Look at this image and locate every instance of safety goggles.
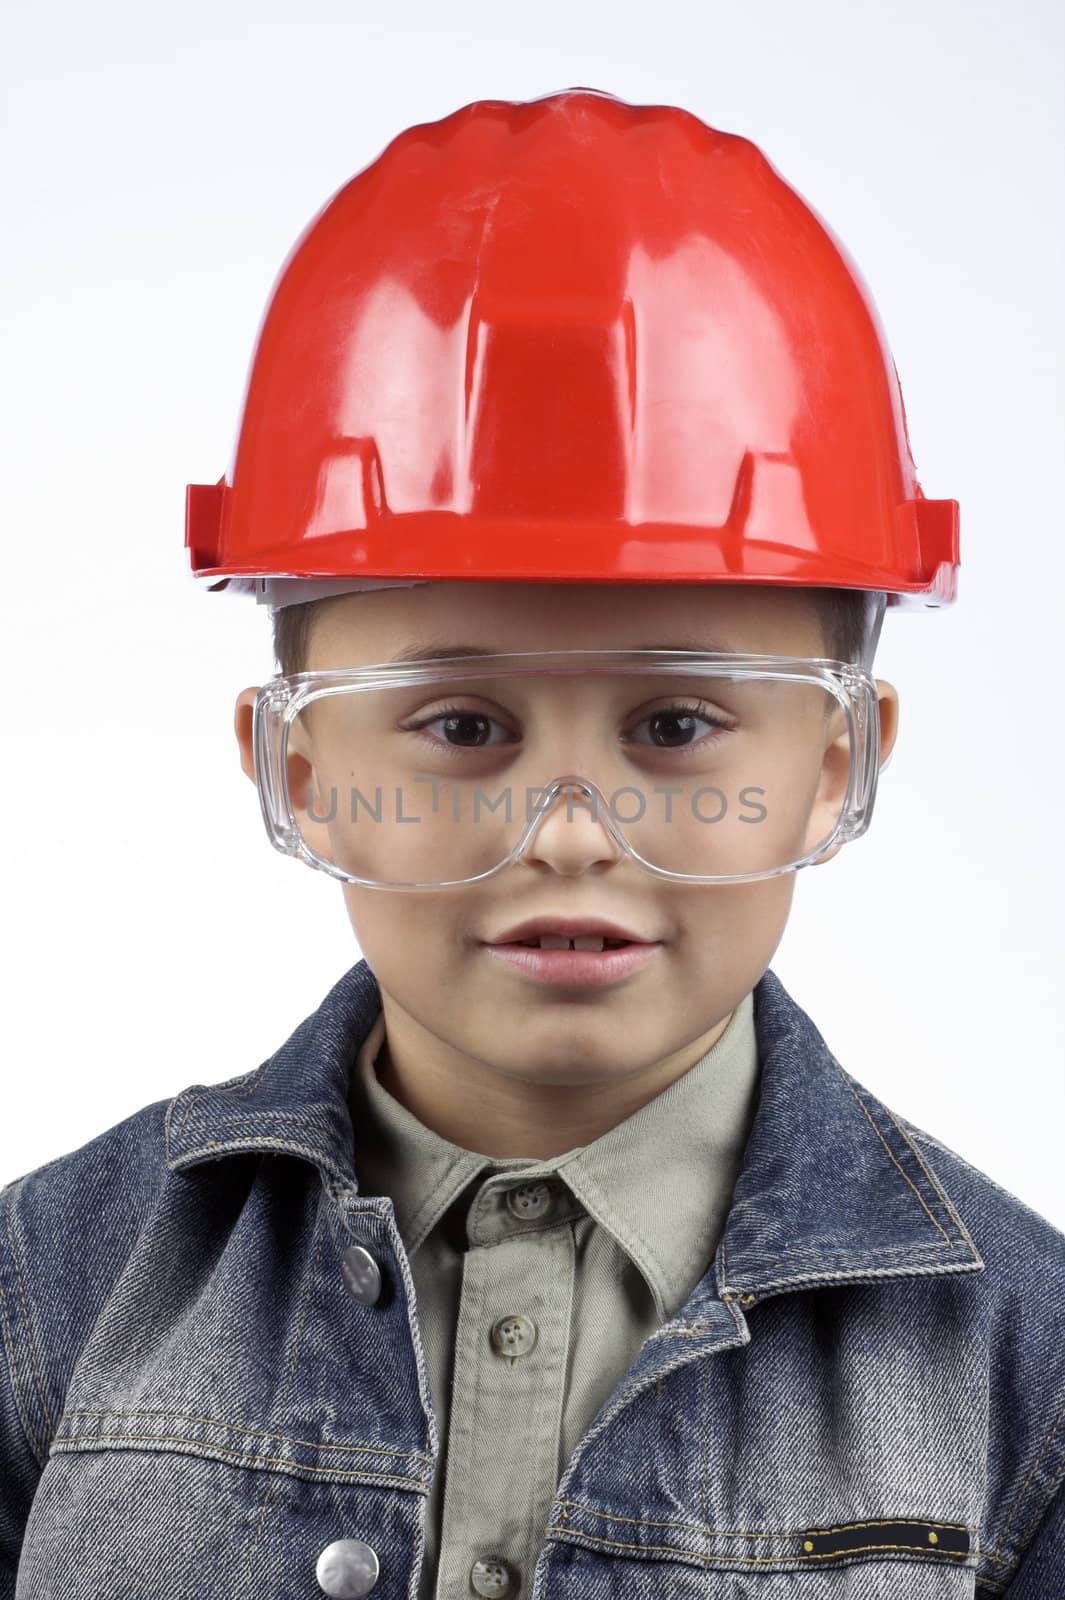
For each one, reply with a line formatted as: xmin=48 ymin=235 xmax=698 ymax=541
xmin=252 ymin=650 xmax=881 ymax=888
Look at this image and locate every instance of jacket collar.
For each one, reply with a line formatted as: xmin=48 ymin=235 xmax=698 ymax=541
xmin=164 ymin=960 xmax=984 ymax=1300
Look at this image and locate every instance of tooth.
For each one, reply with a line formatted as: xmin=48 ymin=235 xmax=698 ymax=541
xmin=539 ymin=935 xmax=574 ymax=950
xmin=572 ymin=936 xmax=607 ymax=952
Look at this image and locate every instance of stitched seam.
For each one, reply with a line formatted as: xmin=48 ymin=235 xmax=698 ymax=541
xmin=552 ymin=1502 xmax=973 ymax=1539
xmin=881 ymin=1106 xmax=984 ymax=1256
xmin=881 ymin=1110 xmax=958 ymax=1212
xmin=543 ymin=1527 xmax=970 ymax=1564
xmin=999 ymin=1404 xmax=1065 ymax=1542
xmin=666 ymin=1251 xmax=982 ymax=1327
xmin=50 ymin=1435 xmax=428 ymax=1484
xmin=1017 ymin=1450 xmax=1065 ymax=1549
xmin=699 ymin=1272 xmax=712 ymax=1564
xmin=175 ymin=1066 xmax=269 ymax=1135
xmin=728 ymin=1243 xmax=949 ymax=1262
xmin=57 ymin=1409 xmax=432 ymax=1464
xmin=170 ymin=1137 xmax=349 ymax=1182
xmin=833 ymin=1069 xmax=953 ymax=1245
xmin=179 ymin=1111 xmax=325 ymax=1134
xmin=908 ymin=1129 xmax=1056 ymax=1223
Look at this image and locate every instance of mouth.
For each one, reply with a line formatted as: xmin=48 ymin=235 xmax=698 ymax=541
xmin=502 ymin=934 xmax=634 ymax=952
xmin=481 ymin=935 xmax=662 ymax=987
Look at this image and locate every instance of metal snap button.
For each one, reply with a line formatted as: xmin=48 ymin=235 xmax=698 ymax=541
xmin=505 ymin=1180 xmax=553 ymax=1221
xmin=341 ymin=1244 xmax=382 ymax=1306
xmin=490 ymin=1314 xmax=538 ymax=1358
xmin=315 ymin=1538 xmax=380 ymax=1597
xmin=470 ymin=1554 xmax=514 ymax=1597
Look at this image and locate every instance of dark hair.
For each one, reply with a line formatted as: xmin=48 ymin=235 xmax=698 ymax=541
xmin=271 ymin=586 xmax=876 ymax=678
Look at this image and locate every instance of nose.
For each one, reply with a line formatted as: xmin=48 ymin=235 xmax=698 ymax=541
xmin=519 ymin=778 xmax=626 ymax=877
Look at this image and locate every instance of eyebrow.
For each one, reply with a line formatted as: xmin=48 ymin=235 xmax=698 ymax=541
xmin=382 ymin=637 xmax=739 ymax=664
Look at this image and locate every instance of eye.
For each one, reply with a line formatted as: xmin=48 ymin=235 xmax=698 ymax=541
xmin=402 ymin=698 xmax=735 ymax=753
xmin=626 ymin=702 xmax=735 ymax=750
xmin=405 ymin=704 xmax=516 ymax=750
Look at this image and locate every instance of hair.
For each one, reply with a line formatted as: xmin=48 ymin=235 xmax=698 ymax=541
xmin=271 ymin=586 xmax=879 ymax=678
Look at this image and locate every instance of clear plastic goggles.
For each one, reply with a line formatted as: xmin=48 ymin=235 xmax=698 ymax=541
xmin=252 ymin=650 xmax=881 ymax=889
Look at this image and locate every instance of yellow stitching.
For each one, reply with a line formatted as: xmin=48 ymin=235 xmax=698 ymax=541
xmin=999 ymin=1403 xmax=1065 ymax=1540
xmin=806 ymin=1518 xmax=969 ymax=1537
xmin=175 ymin=1069 xmax=266 ymax=1134
xmin=876 ymin=1120 xmax=953 ymax=1216
xmin=885 ymin=1114 xmax=987 ymax=1269
xmin=50 ymin=1434 xmax=428 ymax=1484
xmin=59 ymin=1409 xmax=432 ymax=1463
xmin=551 ymin=1501 xmax=971 ymax=1538
xmin=1017 ymin=1450 xmax=1065 ymax=1549
xmin=543 ymin=1525 xmax=968 ymax=1564
xmin=835 ymin=1072 xmax=952 ymax=1245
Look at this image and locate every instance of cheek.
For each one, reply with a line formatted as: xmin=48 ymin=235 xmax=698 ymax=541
xmin=674 ymin=877 xmax=795 ymax=973
xmin=340 ymin=886 xmax=459 ymax=973
xmin=342 ymin=877 xmax=796 ymax=1005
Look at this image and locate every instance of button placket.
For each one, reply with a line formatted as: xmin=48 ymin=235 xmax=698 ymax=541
xmin=434 ymin=1170 xmax=576 ymax=1598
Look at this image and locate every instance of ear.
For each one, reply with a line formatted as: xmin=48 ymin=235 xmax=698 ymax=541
xmin=875 ymin=678 xmax=900 ymax=773
xmin=234 ymin=684 xmax=321 ymax=825
xmin=809 ymin=678 xmax=900 ymax=868
xmin=234 ymin=687 xmax=260 ymax=784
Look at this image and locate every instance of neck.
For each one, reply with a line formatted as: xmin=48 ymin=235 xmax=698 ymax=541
xmin=371 ymin=994 xmax=735 ymax=1160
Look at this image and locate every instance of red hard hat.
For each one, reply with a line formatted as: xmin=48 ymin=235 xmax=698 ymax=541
xmin=186 ymin=87 xmax=958 ymax=609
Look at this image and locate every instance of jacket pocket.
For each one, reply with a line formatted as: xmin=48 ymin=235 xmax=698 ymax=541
xmin=539 ymin=1505 xmax=980 ymax=1597
xmin=18 ymin=1428 xmax=426 ymax=1600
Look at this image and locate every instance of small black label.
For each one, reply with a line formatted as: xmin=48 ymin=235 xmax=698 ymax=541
xmin=802 ymin=1519 xmax=970 ymax=1558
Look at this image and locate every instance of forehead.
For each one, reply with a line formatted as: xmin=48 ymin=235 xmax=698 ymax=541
xmin=305 ymin=582 xmax=826 ymax=669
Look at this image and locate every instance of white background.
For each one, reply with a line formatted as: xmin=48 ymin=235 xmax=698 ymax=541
xmin=2 ymin=0 xmax=1063 ymax=1229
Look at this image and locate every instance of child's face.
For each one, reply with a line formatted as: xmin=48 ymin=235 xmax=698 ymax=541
xmin=236 ymin=583 xmax=898 ymax=1102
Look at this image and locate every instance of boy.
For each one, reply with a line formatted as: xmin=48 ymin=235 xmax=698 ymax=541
xmin=2 ymin=87 xmax=1062 ymax=1599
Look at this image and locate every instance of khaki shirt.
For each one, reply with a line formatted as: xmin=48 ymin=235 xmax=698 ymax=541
xmin=348 ymin=987 xmax=761 ymax=1599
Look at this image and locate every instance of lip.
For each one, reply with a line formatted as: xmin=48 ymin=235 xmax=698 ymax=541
xmin=486 ymin=915 xmax=656 ymax=944
xmin=482 ymin=940 xmax=661 ymax=988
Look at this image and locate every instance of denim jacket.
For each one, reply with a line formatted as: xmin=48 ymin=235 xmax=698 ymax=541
xmin=1 ymin=960 xmax=1062 ymax=1599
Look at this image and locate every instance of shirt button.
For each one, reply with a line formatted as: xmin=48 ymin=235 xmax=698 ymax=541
xmin=315 ymin=1538 xmax=380 ymax=1597
xmin=469 ymin=1555 xmax=515 ymax=1597
xmin=341 ymin=1244 xmax=382 ymax=1306
xmin=490 ymin=1314 xmax=538 ymax=1358
xmin=505 ymin=1180 xmax=554 ymax=1221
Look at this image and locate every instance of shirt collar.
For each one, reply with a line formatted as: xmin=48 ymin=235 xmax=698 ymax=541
xmin=165 ymin=960 xmax=984 ymax=1302
xmin=347 ymin=989 xmax=761 ymax=1321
